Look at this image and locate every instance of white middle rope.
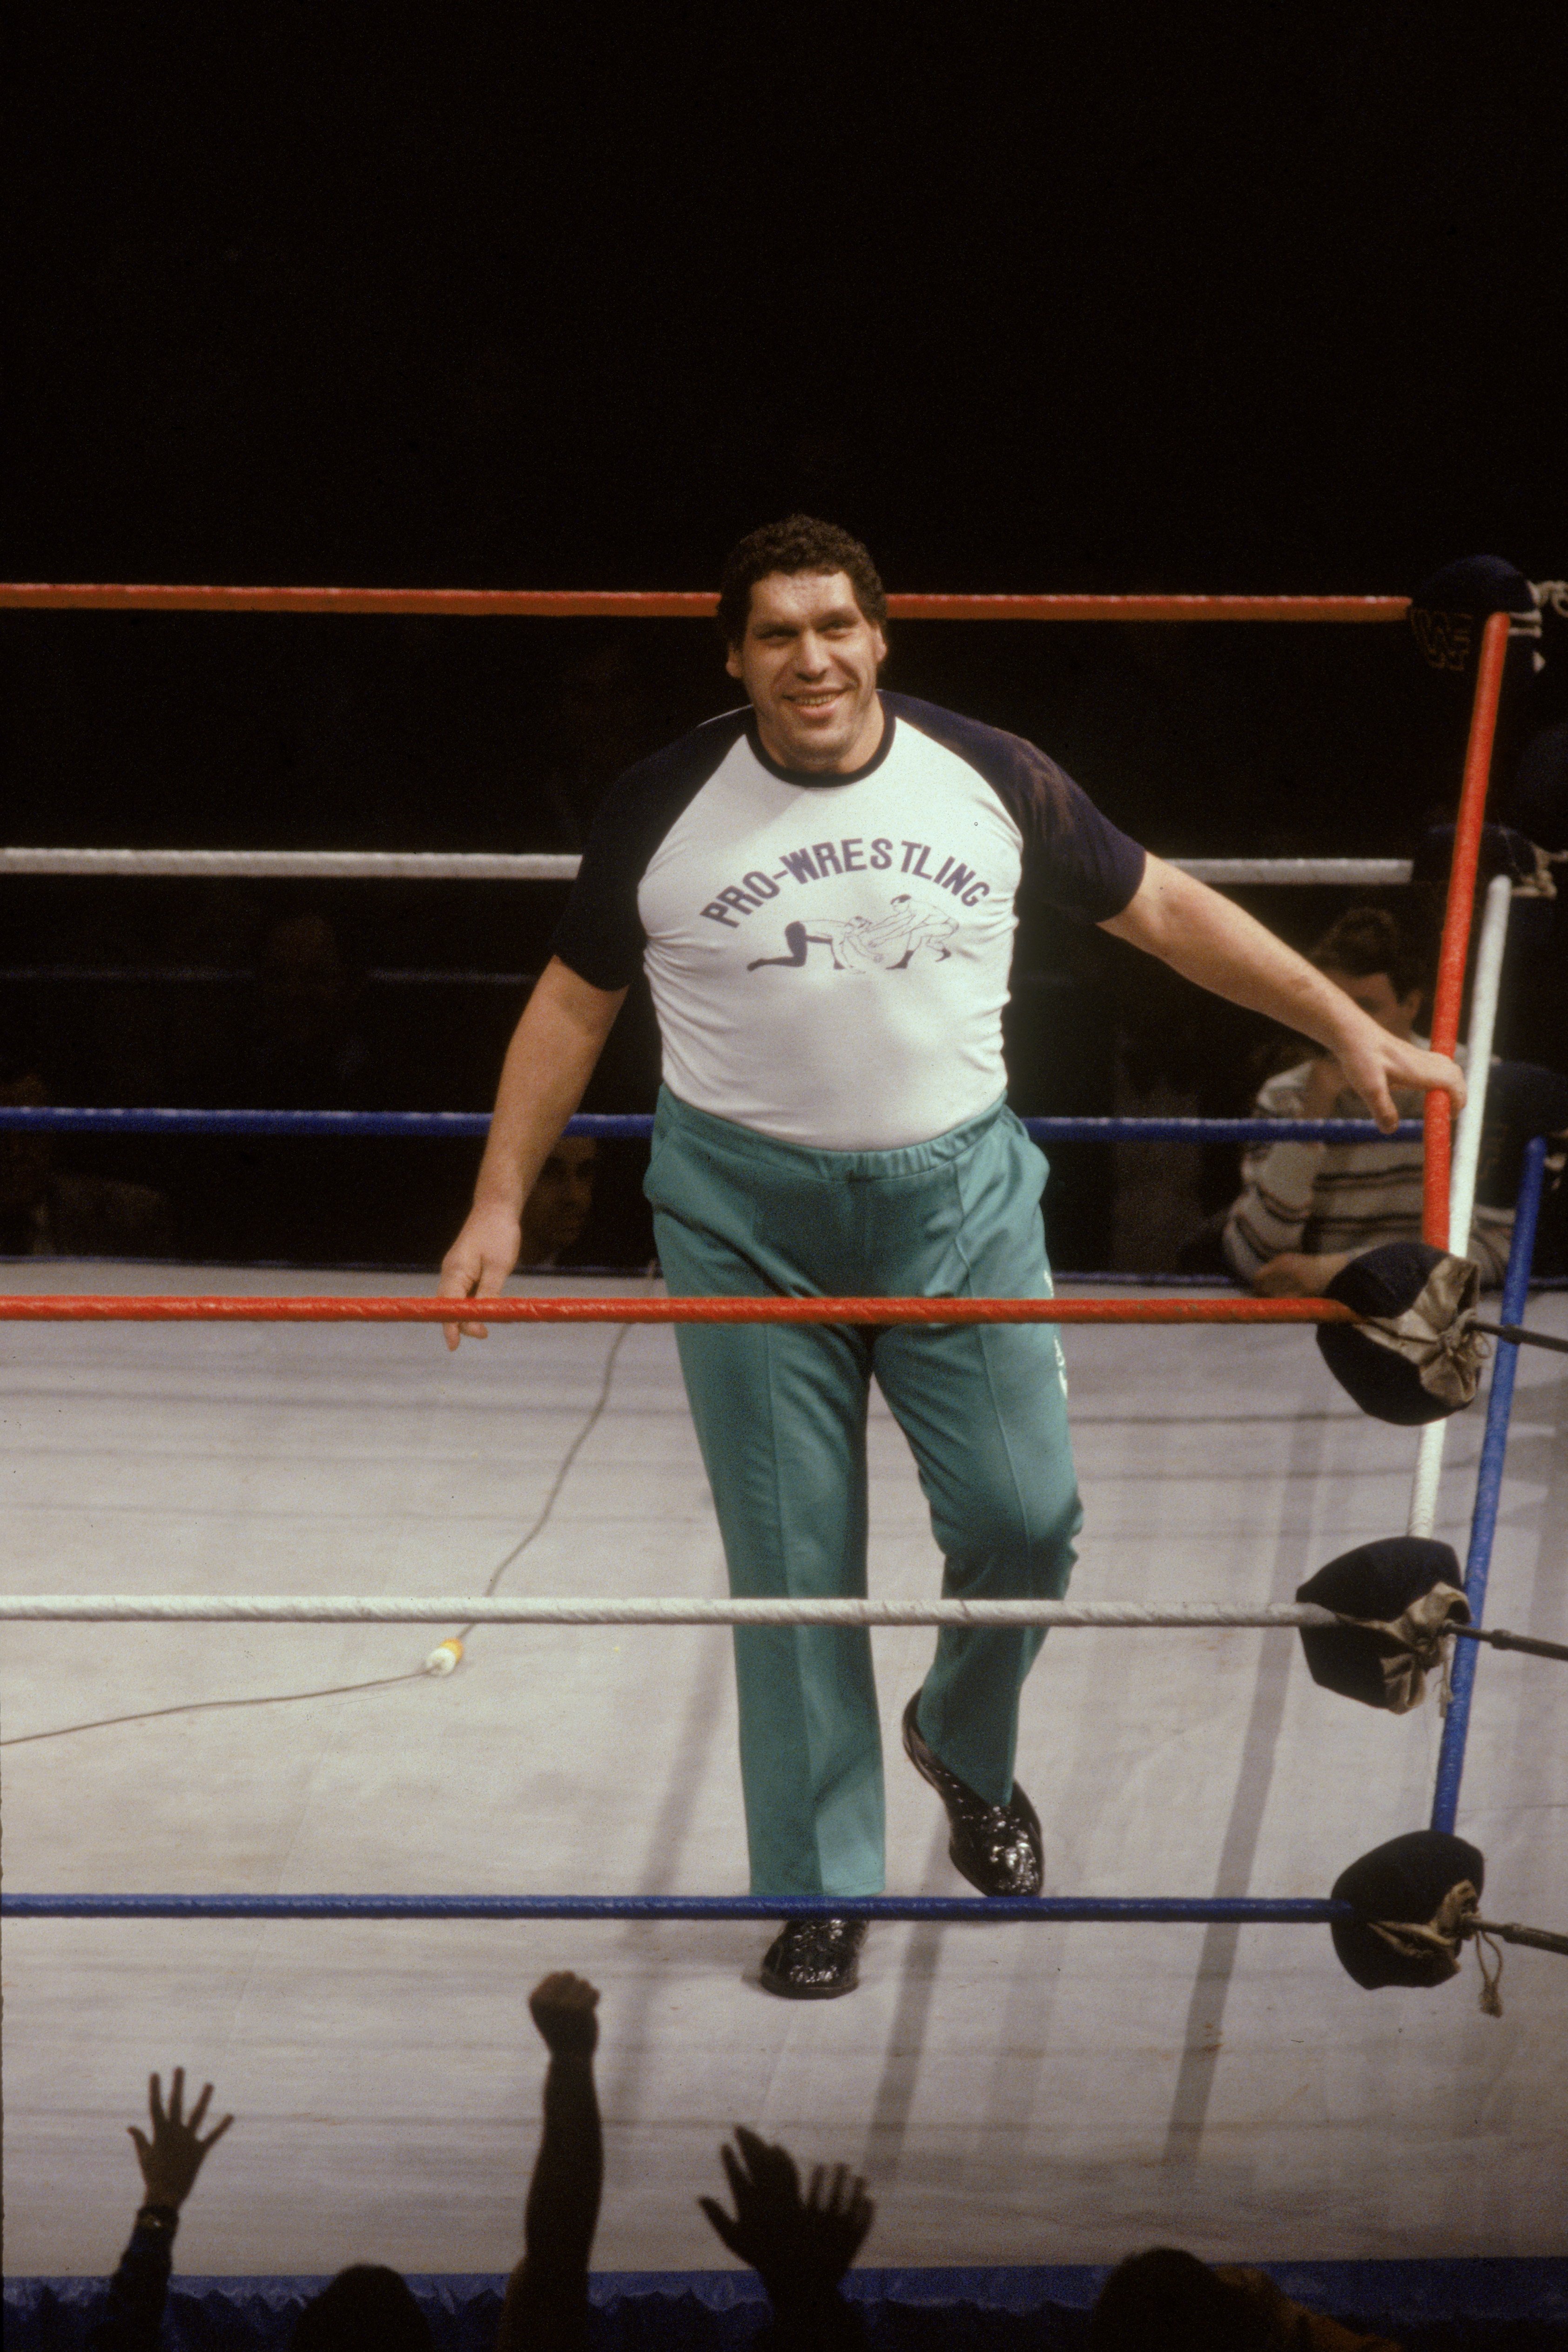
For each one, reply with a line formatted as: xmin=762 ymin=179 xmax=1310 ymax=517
xmin=1407 ymin=870 xmax=1513 ymax=1542
xmin=0 ymin=1594 xmax=1342 ymax=1627
xmin=0 ymin=847 xmax=1413 ymax=887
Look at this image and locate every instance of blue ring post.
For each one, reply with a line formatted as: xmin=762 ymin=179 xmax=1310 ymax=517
xmin=1429 ymin=1136 xmax=1550 ymax=1837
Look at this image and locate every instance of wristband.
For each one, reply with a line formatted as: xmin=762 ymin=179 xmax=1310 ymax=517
xmin=135 ymin=2203 xmax=179 ymax=2230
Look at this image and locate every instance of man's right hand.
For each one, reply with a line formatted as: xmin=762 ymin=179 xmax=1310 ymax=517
xmin=528 ymin=1971 xmax=600 ymax=2058
xmin=438 ymin=1202 xmax=523 ymax=1349
xmin=698 ymin=2127 xmax=874 ymax=2310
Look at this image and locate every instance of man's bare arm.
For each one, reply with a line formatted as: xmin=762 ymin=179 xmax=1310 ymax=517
xmin=498 ymin=1973 xmax=602 ymax=2352
xmin=1100 ymin=856 xmax=1465 ymax=1133
xmin=438 ymin=957 xmax=626 ymax=1346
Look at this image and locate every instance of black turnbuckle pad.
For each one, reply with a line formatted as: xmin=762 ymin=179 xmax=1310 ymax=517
xmin=1330 ymin=1829 xmax=1568 ymax=2016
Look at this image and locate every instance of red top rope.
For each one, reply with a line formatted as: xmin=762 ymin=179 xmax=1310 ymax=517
xmin=0 ymin=579 xmax=1507 ymax=1281
xmin=0 ymin=585 xmax=1410 ymax=623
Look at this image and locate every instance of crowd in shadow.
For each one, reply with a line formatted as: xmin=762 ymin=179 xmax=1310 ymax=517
xmin=85 ymin=1975 xmax=1404 ymax=2352
xmin=5 ymin=896 xmax=1565 ymax=1282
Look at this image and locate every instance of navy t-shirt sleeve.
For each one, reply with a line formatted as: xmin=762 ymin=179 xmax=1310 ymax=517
xmin=549 ymin=711 xmax=749 ymax=990
xmin=547 ymin=784 xmax=650 ymax=991
xmin=885 ymin=694 xmax=1145 ymax=920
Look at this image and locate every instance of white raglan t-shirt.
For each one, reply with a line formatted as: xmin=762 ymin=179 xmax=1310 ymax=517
xmin=551 ymin=692 xmax=1145 ymax=1151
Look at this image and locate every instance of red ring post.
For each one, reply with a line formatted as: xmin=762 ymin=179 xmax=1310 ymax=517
xmin=1423 ymin=608 xmax=1513 ymax=1247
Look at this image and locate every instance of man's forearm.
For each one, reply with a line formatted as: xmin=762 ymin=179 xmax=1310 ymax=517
xmin=86 ymin=2211 xmax=176 ymax=2352
xmin=1101 ymin=858 xmax=1368 ymax=1053
xmin=471 ymin=959 xmax=626 ymax=1213
xmin=497 ymin=2049 xmax=603 ymax=2348
xmin=522 ymin=2051 xmax=603 ymax=2275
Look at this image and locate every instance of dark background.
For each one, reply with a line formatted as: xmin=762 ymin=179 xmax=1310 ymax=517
xmin=4 ymin=11 xmax=1566 ymax=1267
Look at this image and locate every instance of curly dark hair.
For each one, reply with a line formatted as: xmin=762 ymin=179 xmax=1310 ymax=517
xmin=1307 ymin=906 xmax=1426 ymax=1002
xmin=1088 ymin=2249 xmax=1271 ymax=2351
xmin=716 ymin=514 xmax=888 ymax=649
xmin=291 ymin=2266 xmax=433 ymax=2351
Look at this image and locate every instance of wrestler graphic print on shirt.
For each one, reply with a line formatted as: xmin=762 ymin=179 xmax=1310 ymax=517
xmin=550 ymin=693 xmax=1145 ymax=1150
xmin=746 ymin=899 xmax=957 ymax=972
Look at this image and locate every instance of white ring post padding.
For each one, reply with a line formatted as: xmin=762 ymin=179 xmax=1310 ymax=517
xmin=0 ymin=848 xmax=1412 ymax=887
xmin=1407 ymin=870 xmax=1513 ymax=1542
xmin=0 ymin=1594 xmax=1341 ymax=1627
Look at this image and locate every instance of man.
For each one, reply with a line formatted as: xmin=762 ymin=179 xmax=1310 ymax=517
xmin=518 ymin=1134 xmax=599 ymax=1265
xmin=440 ymin=516 xmax=1463 ymax=1999
xmin=1 ymin=1068 xmax=175 ymax=1258
xmin=1224 ymin=906 xmax=1511 ymax=1295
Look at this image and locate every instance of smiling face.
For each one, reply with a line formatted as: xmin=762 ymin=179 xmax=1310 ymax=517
xmin=725 ymin=569 xmax=888 ymax=773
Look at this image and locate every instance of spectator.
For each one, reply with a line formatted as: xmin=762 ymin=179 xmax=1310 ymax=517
xmin=699 ymin=2126 xmax=875 ymax=2350
xmin=1222 ymin=908 xmax=1511 ymax=1294
xmin=535 ymin=632 xmax=668 ymax=851
xmin=519 ymin=1135 xmax=599 ymax=1265
xmin=498 ymin=1971 xmax=604 ymax=2352
xmin=198 ymin=913 xmax=397 ymax=1265
xmin=1088 ymin=2245 xmax=1399 ymax=2349
xmin=87 ymin=2068 xmax=232 ymax=2351
xmin=0 ymin=1068 xmax=175 ymax=1257
xmin=290 ymin=2266 xmax=432 ymax=2350
xmin=242 ymin=914 xmax=373 ymax=1108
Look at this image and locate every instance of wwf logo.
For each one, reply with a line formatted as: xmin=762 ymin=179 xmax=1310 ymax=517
xmin=1411 ymin=607 xmax=1474 ymax=673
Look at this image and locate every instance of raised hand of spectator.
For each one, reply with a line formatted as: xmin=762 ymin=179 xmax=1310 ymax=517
xmin=127 ymin=2069 xmax=232 ymax=2211
xmin=1252 ymin=1248 xmax=1352 ymax=1297
xmin=499 ymin=1971 xmax=604 ymax=2349
xmin=699 ymin=2126 xmax=873 ymax=2313
xmin=528 ymin=1970 xmax=600 ymax=2058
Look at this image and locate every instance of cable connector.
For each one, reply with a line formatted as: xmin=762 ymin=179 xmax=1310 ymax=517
xmin=423 ymin=1638 xmax=464 ymax=1676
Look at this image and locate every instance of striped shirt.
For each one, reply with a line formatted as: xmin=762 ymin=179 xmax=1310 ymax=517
xmin=1222 ymin=1047 xmax=1511 ymax=1287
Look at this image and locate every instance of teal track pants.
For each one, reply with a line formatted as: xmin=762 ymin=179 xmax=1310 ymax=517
xmin=646 ymin=1088 xmax=1083 ymax=1899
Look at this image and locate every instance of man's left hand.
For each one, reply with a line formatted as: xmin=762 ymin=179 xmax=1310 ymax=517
xmin=698 ymin=2127 xmax=873 ymax=2308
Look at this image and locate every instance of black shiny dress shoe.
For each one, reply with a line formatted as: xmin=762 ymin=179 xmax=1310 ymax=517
xmin=901 ymin=1690 xmax=1044 ymax=1896
xmin=759 ymin=1915 xmax=868 ymax=1999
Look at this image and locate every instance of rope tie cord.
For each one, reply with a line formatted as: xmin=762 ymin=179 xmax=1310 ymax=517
xmin=1369 ymin=1882 xmax=1568 ymax=2019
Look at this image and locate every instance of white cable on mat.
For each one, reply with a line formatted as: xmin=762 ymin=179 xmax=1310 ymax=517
xmin=0 ymin=848 xmax=1411 ymax=887
xmin=1407 ymin=870 xmax=1513 ymax=1541
xmin=0 ymin=1594 xmax=1340 ymax=1628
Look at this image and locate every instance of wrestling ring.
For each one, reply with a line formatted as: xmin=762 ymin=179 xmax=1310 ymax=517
xmin=3 ymin=581 xmax=1566 ymax=2284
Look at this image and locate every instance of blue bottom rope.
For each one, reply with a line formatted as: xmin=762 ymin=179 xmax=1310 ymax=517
xmin=2 ymin=1893 xmax=1354 ymax=1922
xmin=1429 ymin=1135 xmax=1551 ymax=1838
